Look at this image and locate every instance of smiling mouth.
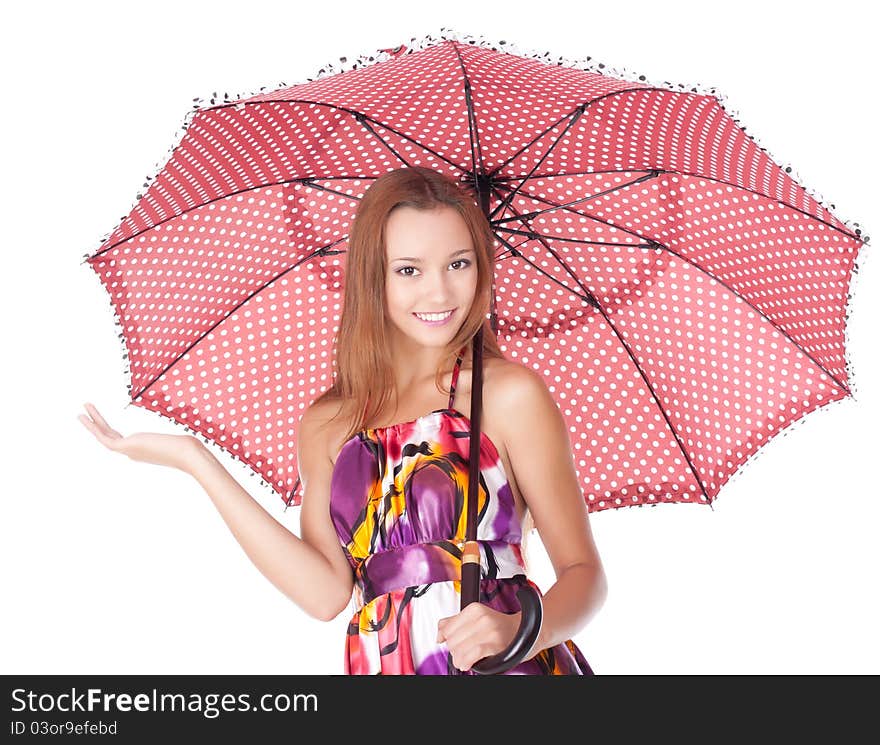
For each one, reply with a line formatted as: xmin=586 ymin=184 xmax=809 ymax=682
xmin=413 ymin=308 xmax=455 ymax=321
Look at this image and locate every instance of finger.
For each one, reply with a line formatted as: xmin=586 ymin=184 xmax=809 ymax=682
xmin=443 ymin=604 xmax=490 ymax=644
xmin=461 ymin=641 xmax=489 ymax=672
xmin=436 ymin=615 xmax=453 ymax=642
xmin=78 ymin=413 xmax=100 ymax=435
xmin=437 ymin=620 xmax=449 ymax=644
xmin=78 ymin=412 xmax=119 ymax=450
xmin=79 ymin=414 xmax=106 ymax=443
xmin=439 ymin=622 xmax=473 ymax=652
xmin=84 ymin=403 xmax=112 ymax=431
xmin=84 ymin=403 xmax=122 ymax=439
xmin=437 ymin=611 xmax=465 ymax=642
xmin=447 ymin=605 xmax=484 ymax=638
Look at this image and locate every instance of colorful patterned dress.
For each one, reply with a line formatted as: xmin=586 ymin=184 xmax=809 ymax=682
xmin=329 ymin=345 xmax=594 ymax=675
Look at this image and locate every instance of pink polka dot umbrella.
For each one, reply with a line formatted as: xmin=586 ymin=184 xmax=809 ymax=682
xmin=82 ymin=29 xmax=869 ymax=672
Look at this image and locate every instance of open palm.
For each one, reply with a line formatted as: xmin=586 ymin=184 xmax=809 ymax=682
xmin=78 ymin=402 xmax=197 ymax=472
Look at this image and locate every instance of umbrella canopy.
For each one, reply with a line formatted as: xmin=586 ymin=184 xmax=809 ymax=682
xmin=83 ymin=28 xmax=868 ymax=520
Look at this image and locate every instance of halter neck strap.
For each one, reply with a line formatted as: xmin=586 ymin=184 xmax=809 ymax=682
xmin=448 ymin=343 xmax=468 ymax=409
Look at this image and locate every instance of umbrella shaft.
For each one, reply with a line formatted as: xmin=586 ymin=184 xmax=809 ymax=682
xmin=461 ymin=544 xmax=481 ymax=606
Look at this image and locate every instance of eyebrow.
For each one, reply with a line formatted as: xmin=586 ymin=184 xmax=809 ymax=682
xmin=391 ymin=249 xmax=474 ymax=263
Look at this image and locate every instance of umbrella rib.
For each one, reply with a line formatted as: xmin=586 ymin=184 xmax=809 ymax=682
xmin=485 ymin=81 xmax=848 ymax=232
xmin=486 ymin=87 xmax=670 ymax=180
xmin=489 ymin=105 xmax=589 ymax=222
xmin=353 ymin=111 xmax=473 ymax=174
xmin=284 ymin=475 xmax=301 ymax=510
xmin=493 ymin=171 xmax=662 ymax=226
xmin=495 ymin=224 xmax=852 ymax=395
xmin=589 ymin=292 xmax=715 ymax=506
xmin=493 ymin=181 xmax=662 ymax=246
xmin=352 ymin=114 xmax=416 ymax=167
xmin=492 ymin=231 xmax=596 ymax=307
xmin=450 ymin=41 xmax=488 ymax=187
xmin=491 ymin=230 xmax=712 ymax=504
xmin=496 ymin=168 xmax=859 ymax=242
xmin=85 ymin=176 xmax=369 ymax=260
xmin=349 ymin=113 xmax=469 ymax=173
xmin=490 ymin=179 xmax=855 ymax=394
xmin=86 ymin=99 xmax=482 ymax=260
xmin=489 ymin=184 xmax=535 ymax=262
xmin=129 ymin=237 xmax=348 ymax=401
xmin=497 ymin=224 xmax=652 ymax=250
xmin=646 ymin=241 xmax=854 ymax=396
xmin=492 ymin=191 xmax=601 ymax=308
xmin=236 ymin=98 xmax=472 ymax=173
xmin=298 ymin=178 xmax=371 ymax=202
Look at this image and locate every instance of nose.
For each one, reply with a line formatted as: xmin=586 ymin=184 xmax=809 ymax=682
xmin=423 ymin=271 xmax=455 ymax=304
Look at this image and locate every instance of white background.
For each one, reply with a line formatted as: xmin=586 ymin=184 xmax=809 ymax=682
xmin=2 ymin=0 xmax=877 ymax=675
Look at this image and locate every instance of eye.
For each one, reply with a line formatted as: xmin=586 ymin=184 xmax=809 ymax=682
xmin=395 ymin=259 xmax=471 ymax=277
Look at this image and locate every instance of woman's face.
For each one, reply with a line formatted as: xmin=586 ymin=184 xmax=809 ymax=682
xmin=384 ymin=204 xmax=478 ymax=351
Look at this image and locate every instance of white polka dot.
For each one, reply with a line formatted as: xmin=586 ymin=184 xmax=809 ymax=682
xmin=86 ymin=33 xmax=866 ymax=514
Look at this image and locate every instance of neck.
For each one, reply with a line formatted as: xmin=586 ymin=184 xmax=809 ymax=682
xmin=389 ymin=341 xmax=469 ymax=392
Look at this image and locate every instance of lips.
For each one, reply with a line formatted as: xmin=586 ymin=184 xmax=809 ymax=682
xmin=413 ymin=309 xmax=454 ymax=317
xmin=413 ymin=308 xmax=456 ymax=325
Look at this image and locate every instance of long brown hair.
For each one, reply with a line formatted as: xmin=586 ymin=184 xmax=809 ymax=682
xmin=312 ymin=165 xmax=535 ymax=568
xmin=313 ymin=166 xmax=506 ymax=437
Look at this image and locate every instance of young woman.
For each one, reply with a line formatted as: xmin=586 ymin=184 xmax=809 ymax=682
xmin=78 ymin=166 xmax=607 ymax=675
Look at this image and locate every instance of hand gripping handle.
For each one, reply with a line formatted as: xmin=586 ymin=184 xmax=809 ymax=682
xmin=470 ymin=575 xmax=543 ymax=675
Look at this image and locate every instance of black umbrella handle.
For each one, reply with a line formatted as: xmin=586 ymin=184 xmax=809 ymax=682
xmin=469 ymin=575 xmax=543 ymax=675
xmin=460 ymin=320 xmax=544 ymax=674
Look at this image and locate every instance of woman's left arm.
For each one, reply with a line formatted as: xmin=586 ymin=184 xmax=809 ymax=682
xmin=499 ymin=364 xmax=608 ymax=660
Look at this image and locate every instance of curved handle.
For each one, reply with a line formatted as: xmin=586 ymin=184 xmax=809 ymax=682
xmin=469 ymin=576 xmax=543 ymax=675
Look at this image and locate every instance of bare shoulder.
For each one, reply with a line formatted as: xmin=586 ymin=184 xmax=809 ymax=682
xmin=488 ymin=359 xmax=561 ymax=442
xmin=301 ymin=396 xmax=342 ymax=424
xmin=299 ymin=396 xmax=332 ymax=434
xmin=490 ymin=358 xmax=551 ymax=403
xmin=299 ymin=397 xmax=345 ymax=466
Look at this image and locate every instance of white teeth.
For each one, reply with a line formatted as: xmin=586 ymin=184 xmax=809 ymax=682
xmin=415 ymin=310 xmax=453 ymax=321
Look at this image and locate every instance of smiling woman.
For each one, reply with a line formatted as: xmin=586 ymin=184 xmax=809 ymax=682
xmin=384 ymin=205 xmax=479 ymax=345
xmin=311 ymin=166 xmax=506 ymax=444
xmin=78 ymin=166 xmax=605 ymax=677
xmin=302 ymin=166 xmax=606 ymax=674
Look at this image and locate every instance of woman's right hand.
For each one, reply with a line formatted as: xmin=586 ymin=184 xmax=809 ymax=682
xmin=78 ymin=402 xmax=200 ymax=473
